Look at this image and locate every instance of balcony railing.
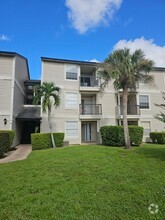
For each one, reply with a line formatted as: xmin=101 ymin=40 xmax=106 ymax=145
xmin=118 ymin=105 xmax=140 ymax=115
xmin=80 ymin=76 xmax=101 ymax=87
xmin=80 ymin=104 xmax=102 ymax=115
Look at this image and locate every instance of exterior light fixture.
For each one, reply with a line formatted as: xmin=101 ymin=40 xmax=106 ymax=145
xmin=4 ymin=118 xmax=7 ymax=125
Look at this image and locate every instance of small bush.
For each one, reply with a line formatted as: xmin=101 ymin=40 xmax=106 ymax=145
xmin=129 ymin=126 xmax=143 ymax=146
xmin=100 ymin=126 xmax=124 ymax=146
xmin=0 ymin=132 xmax=10 ymax=158
xmin=53 ymin=133 xmax=65 ymax=148
xmin=100 ymin=126 xmax=143 ymax=146
xmin=0 ymin=130 xmax=15 ymax=151
xmin=31 ymin=132 xmax=65 ymax=150
xmin=150 ymin=132 xmax=165 ymax=144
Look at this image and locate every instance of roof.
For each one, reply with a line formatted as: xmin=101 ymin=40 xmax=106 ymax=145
xmin=153 ymin=67 xmax=165 ymax=71
xmin=41 ymin=57 xmax=100 ymax=66
xmin=41 ymin=57 xmax=165 ymax=70
xmin=0 ymin=50 xmax=28 ymax=60
xmin=16 ymin=106 xmax=41 ymax=121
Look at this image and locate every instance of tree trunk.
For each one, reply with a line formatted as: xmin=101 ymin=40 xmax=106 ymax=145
xmin=122 ymin=86 xmax=131 ymax=149
xmin=48 ymin=108 xmax=56 ymax=148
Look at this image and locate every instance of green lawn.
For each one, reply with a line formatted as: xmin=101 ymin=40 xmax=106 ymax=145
xmin=0 ymin=144 xmax=164 ymax=220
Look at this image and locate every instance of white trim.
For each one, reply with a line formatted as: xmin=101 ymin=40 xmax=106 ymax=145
xmin=138 ymin=90 xmax=161 ymax=94
xmin=0 ymin=76 xmax=12 ymax=80
xmin=0 ymin=113 xmax=10 ymax=116
xmin=9 ymin=57 xmax=16 ymax=130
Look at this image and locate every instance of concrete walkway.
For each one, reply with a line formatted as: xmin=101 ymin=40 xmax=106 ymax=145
xmin=0 ymin=144 xmax=32 ymax=164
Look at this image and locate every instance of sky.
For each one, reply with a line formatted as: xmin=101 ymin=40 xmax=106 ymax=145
xmin=0 ymin=0 xmax=165 ymax=79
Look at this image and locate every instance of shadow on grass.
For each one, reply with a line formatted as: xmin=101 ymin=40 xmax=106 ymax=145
xmin=136 ymin=145 xmax=165 ymax=161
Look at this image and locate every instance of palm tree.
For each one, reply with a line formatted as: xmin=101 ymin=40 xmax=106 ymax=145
xmin=99 ymin=48 xmax=154 ymax=149
xmin=33 ymin=82 xmax=60 ymax=148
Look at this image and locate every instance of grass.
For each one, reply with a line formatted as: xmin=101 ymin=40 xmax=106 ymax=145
xmin=0 ymin=144 xmax=164 ymax=220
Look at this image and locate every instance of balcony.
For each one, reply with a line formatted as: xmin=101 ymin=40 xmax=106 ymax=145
xmin=79 ymin=76 xmax=101 ymax=92
xmin=79 ymin=104 xmax=102 ymax=119
xmin=116 ymin=105 xmax=140 ymax=119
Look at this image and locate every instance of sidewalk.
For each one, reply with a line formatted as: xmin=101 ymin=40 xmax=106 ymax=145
xmin=0 ymin=144 xmax=32 ymax=164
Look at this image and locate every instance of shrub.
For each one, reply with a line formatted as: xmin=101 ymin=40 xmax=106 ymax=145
xmin=100 ymin=126 xmax=143 ymax=146
xmin=100 ymin=126 xmax=124 ymax=146
xmin=0 ymin=130 xmax=15 ymax=151
xmin=0 ymin=132 xmax=10 ymax=158
xmin=53 ymin=133 xmax=65 ymax=148
xmin=129 ymin=126 xmax=143 ymax=146
xmin=31 ymin=132 xmax=65 ymax=150
xmin=150 ymin=132 xmax=165 ymax=144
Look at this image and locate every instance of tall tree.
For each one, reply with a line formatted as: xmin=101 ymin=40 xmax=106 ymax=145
xmin=155 ymin=92 xmax=165 ymax=123
xmin=33 ymin=82 xmax=60 ymax=148
xmin=99 ymin=48 xmax=154 ymax=149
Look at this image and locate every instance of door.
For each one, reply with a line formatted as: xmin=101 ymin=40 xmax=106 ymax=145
xmin=82 ymin=123 xmax=92 ymax=142
xmin=21 ymin=121 xmax=40 ymax=144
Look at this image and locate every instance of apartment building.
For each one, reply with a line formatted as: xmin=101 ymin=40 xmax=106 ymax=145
xmin=41 ymin=57 xmax=165 ymax=144
xmin=0 ymin=51 xmax=164 ymax=146
xmin=0 ymin=51 xmax=40 ymax=146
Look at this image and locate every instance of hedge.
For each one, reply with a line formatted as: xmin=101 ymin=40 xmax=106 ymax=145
xmin=0 ymin=132 xmax=10 ymax=158
xmin=100 ymin=126 xmax=143 ymax=146
xmin=129 ymin=126 xmax=144 ymax=146
xmin=150 ymin=132 xmax=165 ymax=144
xmin=31 ymin=132 xmax=65 ymax=150
xmin=0 ymin=130 xmax=15 ymax=152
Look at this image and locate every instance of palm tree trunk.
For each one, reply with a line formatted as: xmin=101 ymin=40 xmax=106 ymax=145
xmin=122 ymin=86 xmax=131 ymax=149
xmin=48 ymin=108 xmax=56 ymax=148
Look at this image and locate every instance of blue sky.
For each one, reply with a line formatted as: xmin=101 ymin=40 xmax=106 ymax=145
xmin=0 ymin=0 xmax=165 ymax=79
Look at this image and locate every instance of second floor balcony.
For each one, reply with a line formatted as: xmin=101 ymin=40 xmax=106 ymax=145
xmin=79 ymin=104 xmax=102 ymax=119
xmin=116 ymin=105 xmax=140 ymax=118
xmin=79 ymin=76 xmax=101 ymax=92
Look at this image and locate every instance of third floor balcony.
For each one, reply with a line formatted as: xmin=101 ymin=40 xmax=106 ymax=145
xmin=79 ymin=76 xmax=101 ymax=92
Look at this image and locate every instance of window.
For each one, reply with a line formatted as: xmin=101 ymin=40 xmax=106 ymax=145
xmin=139 ymin=95 xmax=149 ymax=109
xmin=141 ymin=121 xmax=151 ymax=136
xmin=65 ymin=93 xmax=78 ymax=109
xmin=66 ymin=64 xmax=78 ymax=80
xmin=66 ymin=121 xmax=78 ymax=137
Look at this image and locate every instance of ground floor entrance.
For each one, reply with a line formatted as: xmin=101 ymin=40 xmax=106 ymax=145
xmin=81 ymin=121 xmax=97 ymax=143
xmin=21 ymin=121 xmax=40 ymax=144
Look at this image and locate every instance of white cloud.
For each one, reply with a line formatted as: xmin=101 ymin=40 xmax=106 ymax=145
xmin=65 ymin=0 xmax=122 ymax=34
xmin=0 ymin=34 xmax=11 ymax=41
xmin=89 ymin=58 xmax=100 ymax=63
xmin=113 ymin=37 xmax=165 ymax=67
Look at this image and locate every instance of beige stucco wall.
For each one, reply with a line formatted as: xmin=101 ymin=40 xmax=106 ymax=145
xmin=138 ymin=70 xmax=165 ymax=138
xmin=12 ymin=56 xmax=30 ymax=146
xmin=0 ymin=57 xmax=13 ymax=78
xmin=41 ymin=61 xmax=81 ymax=144
xmin=0 ymin=56 xmax=13 ymax=130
